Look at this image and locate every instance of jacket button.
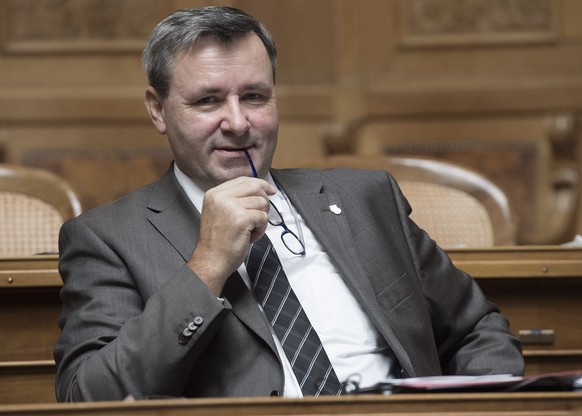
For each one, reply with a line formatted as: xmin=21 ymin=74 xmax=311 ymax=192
xmin=178 ymin=334 xmax=189 ymax=345
xmin=193 ymin=316 xmax=204 ymax=326
xmin=270 ymin=390 xmax=280 ymax=396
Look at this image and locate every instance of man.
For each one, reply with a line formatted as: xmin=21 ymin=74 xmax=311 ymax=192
xmin=54 ymin=6 xmax=523 ymax=402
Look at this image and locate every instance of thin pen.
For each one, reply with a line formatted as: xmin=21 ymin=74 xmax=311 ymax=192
xmin=243 ymin=149 xmax=258 ymax=178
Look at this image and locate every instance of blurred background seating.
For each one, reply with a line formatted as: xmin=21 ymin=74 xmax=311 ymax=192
xmin=0 ymin=164 xmax=82 ymax=256
xmin=303 ymin=155 xmax=516 ymax=248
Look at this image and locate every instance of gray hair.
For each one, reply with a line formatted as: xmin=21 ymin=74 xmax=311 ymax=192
xmin=142 ymin=6 xmax=277 ymax=100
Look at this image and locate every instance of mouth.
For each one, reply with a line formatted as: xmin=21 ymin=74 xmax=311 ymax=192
xmin=213 ymin=146 xmax=251 ymax=158
xmin=212 ymin=146 xmax=257 ymax=177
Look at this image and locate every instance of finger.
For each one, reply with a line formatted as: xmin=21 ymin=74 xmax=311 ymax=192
xmin=219 ymin=176 xmax=277 ymax=197
xmin=248 ymin=212 xmax=269 ymax=243
xmin=238 ymin=195 xmax=271 ymax=212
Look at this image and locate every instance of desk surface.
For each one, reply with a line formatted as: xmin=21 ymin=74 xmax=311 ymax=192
xmin=448 ymin=245 xmax=582 ymax=279
xmin=0 ymin=255 xmax=60 ymax=287
xmin=1 ymin=248 xmax=582 ymax=405
xmin=0 ymin=392 xmax=581 ymax=416
xmin=1 ymin=248 xmax=581 ymax=354
xmin=2 ymin=246 xmax=582 ymax=288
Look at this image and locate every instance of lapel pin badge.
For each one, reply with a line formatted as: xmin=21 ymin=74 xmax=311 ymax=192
xmin=329 ymin=204 xmax=342 ymax=215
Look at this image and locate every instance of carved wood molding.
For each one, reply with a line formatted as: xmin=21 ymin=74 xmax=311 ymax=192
xmin=0 ymin=0 xmax=168 ymax=54
xmin=398 ymin=0 xmax=558 ymax=48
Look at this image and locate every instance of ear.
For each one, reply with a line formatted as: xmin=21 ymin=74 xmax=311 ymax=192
xmin=144 ymin=86 xmax=167 ymax=135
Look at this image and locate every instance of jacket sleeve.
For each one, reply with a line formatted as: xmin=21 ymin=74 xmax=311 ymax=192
xmin=54 ymin=216 xmax=231 ymax=401
xmin=388 ymin=174 xmax=525 ymax=376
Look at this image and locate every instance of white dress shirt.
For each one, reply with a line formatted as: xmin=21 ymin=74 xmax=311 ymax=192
xmin=174 ymin=165 xmax=394 ymax=397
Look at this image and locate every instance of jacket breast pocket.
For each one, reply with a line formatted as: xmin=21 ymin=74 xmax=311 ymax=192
xmin=376 ymin=272 xmax=433 ymax=340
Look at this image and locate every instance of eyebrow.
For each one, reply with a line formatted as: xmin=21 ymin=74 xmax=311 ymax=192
xmin=196 ymin=83 xmax=273 ymax=95
xmin=244 ymin=83 xmax=273 ymax=91
xmin=182 ymin=82 xmax=273 ymax=103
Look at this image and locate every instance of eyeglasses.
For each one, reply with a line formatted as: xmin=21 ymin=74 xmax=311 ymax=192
xmin=244 ymin=149 xmax=305 ymax=256
xmin=268 ymin=200 xmax=306 ymax=256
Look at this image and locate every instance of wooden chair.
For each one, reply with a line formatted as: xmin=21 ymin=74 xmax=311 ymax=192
xmin=352 ymin=115 xmax=580 ymax=245
xmin=303 ymin=155 xmax=516 ymax=248
xmin=0 ymin=164 xmax=82 ymax=256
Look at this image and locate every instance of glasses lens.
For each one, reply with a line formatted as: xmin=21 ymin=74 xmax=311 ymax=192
xmin=281 ymin=230 xmax=306 ymax=255
xmin=268 ymin=201 xmax=283 ymax=226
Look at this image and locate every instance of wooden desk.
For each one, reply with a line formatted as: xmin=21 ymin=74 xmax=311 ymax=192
xmin=1 ymin=247 xmax=581 ymax=405
xmin=0 ymin=255 xmax=61 ymax=363
xmin=0 ymin=255 xmax=61 ymax=404
xmin=0 ymin=392 xmax=581 ymax=416
xmin=448 ymin=246 xmax=582 ymax=375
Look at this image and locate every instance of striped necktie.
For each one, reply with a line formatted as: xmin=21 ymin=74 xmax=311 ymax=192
xmin=245 ymin=234 xmax=342 ymax=396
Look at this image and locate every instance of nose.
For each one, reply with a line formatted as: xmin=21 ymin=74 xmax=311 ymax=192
xmin=220 ymin=97 xmax=251 ymax=135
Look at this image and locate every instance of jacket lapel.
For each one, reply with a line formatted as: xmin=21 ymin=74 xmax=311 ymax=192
xmin=145 ymin=168 xmax=278 ymax=355
xmin=221 ymin=270 xmax=279 ymax=355
xmin=272 ymin=170 xmax=368 ymax=294
xmin=146 ymin=167 xmax=200 ymax=262
xmin=272 ymin=169 xmax=414 ymax=374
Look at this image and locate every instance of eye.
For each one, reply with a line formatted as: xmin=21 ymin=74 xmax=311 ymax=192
xmin=243 ymin=92 xmax=270 ymax=104
xmin=244 ymin=93 xmax=262 ymax=100
xmin=195 ymin=96 xmax=220 ymax=106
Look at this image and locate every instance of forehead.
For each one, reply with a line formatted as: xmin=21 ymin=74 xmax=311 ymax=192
xmin=171 ymin=32 xmax=273 ymax=87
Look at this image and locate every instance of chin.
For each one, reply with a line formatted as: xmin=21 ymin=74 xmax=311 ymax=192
xmin=217 ymin=170 xmax=252 ymax=184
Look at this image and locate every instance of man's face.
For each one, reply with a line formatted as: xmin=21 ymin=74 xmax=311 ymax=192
xmin=145 ymin=32 xmax=278 ymax=191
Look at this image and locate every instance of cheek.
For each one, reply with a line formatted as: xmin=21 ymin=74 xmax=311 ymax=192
xmin=170 ymin=113 xmax=217 ymax=143
xmin=166 ymin=122 xmax=205 ymax=159
xmin=253 ymin=107 xmax=279 ymax=133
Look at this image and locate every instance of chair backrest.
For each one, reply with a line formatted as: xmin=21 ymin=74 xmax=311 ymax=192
xmin=0 ymin=164 xmax=82 ymax=256
xmin=303 ymin=155 xmax=516 ymax=248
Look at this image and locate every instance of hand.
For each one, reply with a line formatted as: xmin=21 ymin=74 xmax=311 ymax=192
xmin=187 ymin=176 xmax=277 ymax=295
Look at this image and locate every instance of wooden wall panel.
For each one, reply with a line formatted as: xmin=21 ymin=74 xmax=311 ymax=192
xmin=238 ymin=0 xmax=336 ymax=85
xmin=0 ymin=0 xmax=581 ymax=240
xmin=0 ymin=125 xmax=172 ymax=209
xmin=331 ymin=0 xmax=582 ymax=117
xmin=1 ymin=0 xmax=161 ymax=53
xmin=323 ymin=0 xmax=582 ymax=244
